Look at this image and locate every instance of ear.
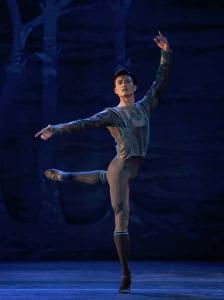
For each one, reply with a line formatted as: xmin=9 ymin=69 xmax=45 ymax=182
xmin=134 ymin=85 xmax=137 ymax=92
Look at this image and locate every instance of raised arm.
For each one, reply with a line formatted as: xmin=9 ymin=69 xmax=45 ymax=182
xmin=138 ymin=31 xmax=172 ymax=115
xmin=34 ymin=109 xmax=119 ymax=140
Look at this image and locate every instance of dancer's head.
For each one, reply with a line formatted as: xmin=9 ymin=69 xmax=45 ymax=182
xmin=113 ymin=69 xmax=137 ymax=88
xmin=113 ymin=69 xmax=137 ymax=100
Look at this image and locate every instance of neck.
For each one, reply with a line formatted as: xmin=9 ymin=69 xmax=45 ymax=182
xmin=118 ymin=95 xmax=135 ymax=107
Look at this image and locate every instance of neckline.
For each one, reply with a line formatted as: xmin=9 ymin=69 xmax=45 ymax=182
xmin=116 ymin=104 xmax=136 ymax=109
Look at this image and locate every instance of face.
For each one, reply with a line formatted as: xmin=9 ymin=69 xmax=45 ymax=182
xmin=114 ymin=75 xmax=137 ymax=98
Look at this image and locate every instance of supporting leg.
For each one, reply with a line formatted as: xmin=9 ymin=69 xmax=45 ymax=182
xmin=107 ymin=166 xmax=131 ymax=292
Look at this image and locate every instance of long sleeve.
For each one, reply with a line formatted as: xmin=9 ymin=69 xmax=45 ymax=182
xmin=138 ymin=49 xmax=172 ymax=116
xmin=52 ymin=108 xmax=120 ymax=134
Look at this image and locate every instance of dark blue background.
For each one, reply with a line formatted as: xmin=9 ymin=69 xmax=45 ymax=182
xmin=0 ymin=0 xmax=223 ymax=260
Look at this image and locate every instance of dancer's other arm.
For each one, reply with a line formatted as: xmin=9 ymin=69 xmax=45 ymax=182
xmin=34 ymin=109 xmax=119 ymax=140
xmin=138 ymin=31 xmax=172 ymax=114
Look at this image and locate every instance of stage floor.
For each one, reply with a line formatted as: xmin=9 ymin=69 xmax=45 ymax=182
xmin=0 ymin=260 xmax=223 ymax=299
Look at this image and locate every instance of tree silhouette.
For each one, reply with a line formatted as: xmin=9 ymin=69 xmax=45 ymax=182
xmin=35 ymin=0 xmax=103 ymax=224
xmin=0 ymin=0 xmax=106 ymax=222
xmin=0 ymin=0 xmax=73 ymax=221
xmin=36 ymin=0 xmax=77 ymax=224
xmin=0 ymin=0 xmax=73 ymax=134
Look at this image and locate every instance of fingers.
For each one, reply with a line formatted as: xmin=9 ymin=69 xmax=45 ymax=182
xmin=153 ymin=31 xmax=169 ymax=51
xmin=34 ymin=125 xmax=52 ymax=139
xmin=35 ymin=131 xmax=48 ymax=140
xmin=156 ymin=31 xmax=166 ymax=40
xmin=156 ymin=35 xmax=166 ymax=42
xmin=154 ymin=35 xmax=167 ymax=47
xmin=154 ymin=37 xmax=162 ymax=46
xmin=34 ymin=130 xmax=43 ymax=138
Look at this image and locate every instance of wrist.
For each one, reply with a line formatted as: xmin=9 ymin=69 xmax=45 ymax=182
xmin=161 ymin=48 xmax=172 ymax=53
xmin=52 ymin=125 xmax=58 ymax=134
xmin=162 ymin=45 xmax=170 ymax=51
xmin=160 ymin=48 xmax=172 ymax=65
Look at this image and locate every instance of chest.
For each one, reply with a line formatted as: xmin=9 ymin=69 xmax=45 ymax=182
xmin=107 ymin=106 xmax=148 ymax=140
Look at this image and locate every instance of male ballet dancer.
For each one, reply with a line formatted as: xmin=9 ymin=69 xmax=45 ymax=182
xmin=35 ymin=31 xmax=172 ymax=293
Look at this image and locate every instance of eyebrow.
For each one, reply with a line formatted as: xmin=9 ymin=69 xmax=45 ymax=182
xmin=116 ymin=78 xmax=132 ymax=83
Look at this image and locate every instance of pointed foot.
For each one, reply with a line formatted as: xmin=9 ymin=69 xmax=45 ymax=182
xmin=118 ymin=274 xmax=131 ymax=294
xmin=44 ymin=169 xmax=65 ymax=181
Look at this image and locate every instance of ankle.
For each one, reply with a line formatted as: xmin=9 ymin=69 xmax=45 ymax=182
xmin=119 ymin=273 xmax=131 ymax=293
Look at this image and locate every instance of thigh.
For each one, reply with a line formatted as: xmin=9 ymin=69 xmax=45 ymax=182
xmin=107 ymin=157 xmax=128 ymax=211
xmin=106 ymin=156 xmax=141 ymax=183
xmin=110 ymin=177 xmax=129 ymax=212
xmin=106 ymin=156 xmax=143 ymax=210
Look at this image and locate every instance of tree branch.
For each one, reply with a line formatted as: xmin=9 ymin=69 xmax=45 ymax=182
xmin=107 ymin=0 xmax=118 ymax=11
xmin=39 ymin=1 xmax=45 ymax=13
xmin=5 ymin=0 xmax=23 ymax=34
xmin=20 ymin=0 xmax=73 ymax=46
xmin=22 ymin=14 xmax=44 ymax=47
xmin=56 ymin=0 xmax=73 ymax=10
xmin=121 ymin=0 xmax=132 ymax=20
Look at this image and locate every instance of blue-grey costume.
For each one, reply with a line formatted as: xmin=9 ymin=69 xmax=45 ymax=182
xmin=52 ymin=49 xmax=172 ymax=292
xmin=53 ymin=49 xmax=171 ymax=160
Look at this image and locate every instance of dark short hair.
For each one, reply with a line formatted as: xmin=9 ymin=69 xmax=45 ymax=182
xmin=113 ymin=68 xmax=137 ymax=87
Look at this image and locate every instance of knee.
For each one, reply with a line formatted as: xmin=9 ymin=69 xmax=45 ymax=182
xmin=114 ymin=208 xmax=129 ymax=232
xmin=112 ymin=202 xmax=126 ymax=215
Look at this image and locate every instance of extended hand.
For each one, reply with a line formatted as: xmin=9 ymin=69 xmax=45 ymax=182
xmin=154 ymin=31 xmax=170 ymax=51
xmin=34 ymin=124 xmax=54 ymax=140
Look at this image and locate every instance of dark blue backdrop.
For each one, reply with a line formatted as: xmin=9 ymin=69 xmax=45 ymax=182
xmin=0 ymin=0 xmax=223 ymax=260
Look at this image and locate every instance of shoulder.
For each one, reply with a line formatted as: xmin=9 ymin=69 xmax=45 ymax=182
xmin=104 ymin=106 xmax=122 ymax=118
xmin=99 ymin=107 xmax=123 ymax=126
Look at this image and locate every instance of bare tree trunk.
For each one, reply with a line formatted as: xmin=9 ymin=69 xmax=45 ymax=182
xmin=108 ymin=0 xmax=132 ymax=69
xmin=37 ymin=0 xmax=72 ymax=224
xmin=39 ymin=0 xmax=62 ymax=223
xmin=0 ymin=0 xmax=24 ymax=137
